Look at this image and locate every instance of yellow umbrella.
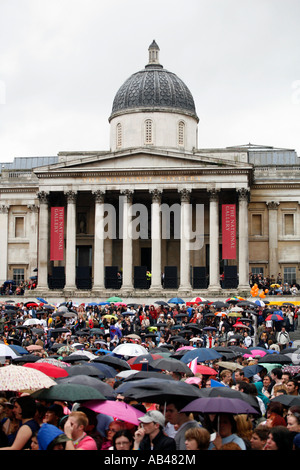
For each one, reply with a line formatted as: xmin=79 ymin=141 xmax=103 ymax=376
xmin=270 ymin=284 xmax=280 ymax=288
xmin=102 ymin=315 xmax=118 ymax=320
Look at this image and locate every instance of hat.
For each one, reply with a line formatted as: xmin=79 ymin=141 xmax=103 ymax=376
xmin=47 ymin=404 xmax=64 ymax=417
xmin=138 ymin=410 xmax=165 ymax=428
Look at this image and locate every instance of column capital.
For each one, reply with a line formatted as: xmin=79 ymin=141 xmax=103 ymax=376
xmin=207 ymin=188 xmax=220 ymax=201
xmin=237 ymin=188 xmax=250 ymax=202
xmin=150 ymin=188 xmax=162 ymax=203
xmin=0 ymin=205 xmax=9 ymax=213
xmin=37 ymin=191 xmax=49 ymax=204
xmin=92 ymin=189 xmax=105 ymax=203
xmin=64 ymin=190 xmax=77 ymax=204
xmin=266 ymin=201 xmax=280 ymax=210
xmin=120 ymin=189 xmax=134 ymax=202
xmin=178 ymin=188 xmax=191 ymax=202
xmin=27 ymin=204 xmax=39 ymax=213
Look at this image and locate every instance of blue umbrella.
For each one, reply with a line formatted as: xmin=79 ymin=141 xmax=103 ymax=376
xmin=168 ymin=297 xmax=185 ymax=304
xmin=9 ymin=345 xmax=28 ymax=355
xmin=210 ymin=379 xmax=226 ymax=387
xmin=242 ymin=364 xmax=264 ymax=378
xmin=180 ymin=348 xmax=222 ymax=364
xmin=36 ymin=297 xmax=47 ymax=303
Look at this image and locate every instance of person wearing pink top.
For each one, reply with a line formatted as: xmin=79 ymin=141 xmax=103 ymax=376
xmin=63 ymin=411 xmax=97 ymax=450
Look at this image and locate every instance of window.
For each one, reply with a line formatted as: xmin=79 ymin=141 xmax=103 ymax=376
xmin=284 ymin=267 xmax=296 ymax=285
xmin=15 ymin=216 xmax=24 ymax=238
xmin=178 ymin=121 xmax=185 ymax=146
xmin=145 ymin=119 xmax=153 ymax=144
xmin=284 ymin=213 xmax=294 ymax=235
xmin=116 ymin=123 xmax=122 ymax=148
xmin=13 ymin=268 xmax=24 ymax=283
xmin=251 ymin=267 xmax=264 ymax=276
xmin=251 ymin=214 xmax=262 ymax=235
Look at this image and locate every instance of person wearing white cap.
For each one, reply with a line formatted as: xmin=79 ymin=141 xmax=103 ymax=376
xmin=133 ymin=410 xmax=176 ymax=451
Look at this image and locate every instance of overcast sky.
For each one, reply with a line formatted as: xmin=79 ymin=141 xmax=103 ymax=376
xmin=1 ymin=0 xmax=300 ymax=162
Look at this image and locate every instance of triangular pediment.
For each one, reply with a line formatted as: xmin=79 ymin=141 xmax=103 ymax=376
xmin=34 ymin=147 xmax=252 ymax=175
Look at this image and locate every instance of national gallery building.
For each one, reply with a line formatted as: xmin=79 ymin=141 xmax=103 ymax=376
xmin=0 ymin=41 xmax=299 ymax=299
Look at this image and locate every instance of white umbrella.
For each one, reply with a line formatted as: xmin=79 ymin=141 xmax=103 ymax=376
xmin=112 ymin=343 xmax=148 ymax=357
xmin=230 ymin=306 xmax=244 ymax=312
xmin=0 ymin=344 xmax=18 ymax=359
xmin=0 ymin=364 xmax=56 ymax=391
xmin=116 ymin=370 xmax=139 ymax=379
xmin=69 ymin=350 xmax=96 ymax=360
xmin=23 ymin=318 xmax=43 ymax=326
xmin=286 ymin=350 xmax=300 ymax=365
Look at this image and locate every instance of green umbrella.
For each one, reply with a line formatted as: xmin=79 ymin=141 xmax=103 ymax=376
xmin=106 ymin=296 xmax=123 ymax=303
xmin=31 ymin=383 xmax=106 ymax=402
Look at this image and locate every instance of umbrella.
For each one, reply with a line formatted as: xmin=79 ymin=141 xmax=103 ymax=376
xmin=211 ymin=301 xmax=228 ymax=308
xmin=180 ymin=348 xmax=222 ymax=364
xmin=56 ymin=346 xmax=77 ymax=356
xmin=154 ymin=301 xmax=169 ymax=306
xmin=227 ymin=312 xmax=243 ymax=318
xmin=84 ymin=400 xmax=145 ymax=426
xmin=102 ymin=315 xmax=118 ymax=321
xmin=196 ymin=386 xmax=260 ymax=411
xmin=62 ymin=354 xmax=91 ymax=363
xmin=0 ymin=364 xmax=56 ymax=391
xmin=168 ymin=297 xmax=185 ymax=304
xmin=36 ymin=297 xmax=48 ymax=303
xmin=265 ymin=314 xmax=284 ymax=322
xmin=254 ymin=299 xmax=265 ymax=307
xmin=12 ymin=354 xmax=40 ymax=364
xmin=195 ymin=364 xmax=218 ymax=375
xmin=115 ymin=378 xmax=202 ymax=405
xmin=242 ymin=364 xmax=265 ymax=378
xmin=270 ymin=284 xmax=280 ymax=288
xmin=189 ymin=297 xmax=208 ymax=304
xmin=149 ymin=357 xmax=193 ymax=375
xmin=112 ymin=343 xmax=148 ymax=357
xmin=56 ymin=376 xmax=116 ymax=399
xmin=8 ymin=345 xmax=28 ymax=356
xmin=26 ymin=345 xmax=43 ymax=352
xmin=106 ymin=296 xmax=123 ymax=303
xmin=66 ymin=365 xmax=106 ymax=378
xmin=89 ymin=362 xmax=117 ymax=378
xmin=0 ymin=343 xmax=18 ymax=358
xmin=216 ymin=361 xmax=244 ymax=371
xmin=122 ymin=371 xmax=176 ymax=382
xmin=23 ymin=319 xmax=43 ymax=326
xmin=243 ymin=349 xmax=267 ymax=358
xmin=31 ymin=383 xmax=106 ymax=402
xmin=180 ymin=396 xmax=259 ymax=415
xmin=22 ymin=362 xmax=69 ymax=379
xmin=258 ymin=354 xmax=291 ymax=365
xmin=93 ymin=355 xmax=131 ymax=371
xmin=36 ymin=358 xmax=70 ymax=368
xmin=285 ymin=351 xmax=300 ymax=365
xmin=203 ymin=326 xmax=217 ymax=331
xmin=127 ymin=354 xmax=164 ymax=370
xmin=270 ymin=395 xmax=300 ymax=407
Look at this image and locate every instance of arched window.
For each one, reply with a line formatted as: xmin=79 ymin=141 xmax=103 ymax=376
xmin=178 ymin=120 xmax=185 ymax=146
xmin=145 ymin=119 xmax=153 ymax=144
xmin=116 ymin=123 xmax=122 ymax=148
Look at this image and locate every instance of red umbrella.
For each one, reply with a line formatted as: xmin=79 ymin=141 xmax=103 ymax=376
xmin=195 ymin=364 xmax=218 ymax=376
xmin=233 ymin=322 xmax=250 ymax=329
xmin=23 ymin=362 xmax=69 ymax=379
xmin=127 ymin=354 xmax=163 ymax=371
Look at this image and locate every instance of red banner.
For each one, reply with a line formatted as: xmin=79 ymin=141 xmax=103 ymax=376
xmin=50 ymin=207 xmax=64 ymax=261
xmin=222 ymin=204 xmax=236 ymax=259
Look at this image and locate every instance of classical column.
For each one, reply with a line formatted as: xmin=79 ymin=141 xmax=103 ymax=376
xmin=121 ymin=189 xmax=134 ymax=292
xmin=238 ymin=188 xmax=250 ymax=291
xmin=36 ymin=191 xmax=49 ymax=290
xmin=27 ymin=204 xmax=39 ymax=276
xmin=208 ymin=189 xmax=221 ymax=292
xmin=64 ymin=190 xmax=77 ymax=291
xmin=267 ymin=201 xmax=280 ymax=279
xmin=179 ymin=188 xmax=192 ymax=292
xmin=149 ymin=189 xmax=162 ymax=291
xmin=92 ymin=190 xmax=105 ymax=292
xmin=0 ymin=205 xmax=9 ymax=284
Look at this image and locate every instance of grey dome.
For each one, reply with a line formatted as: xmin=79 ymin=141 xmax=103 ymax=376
xmin=109 ymin=42 xmax=198 ymax=122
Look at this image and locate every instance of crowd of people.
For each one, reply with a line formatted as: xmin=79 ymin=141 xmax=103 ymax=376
xmin=0 ymin=295 xmax=300 ymax=452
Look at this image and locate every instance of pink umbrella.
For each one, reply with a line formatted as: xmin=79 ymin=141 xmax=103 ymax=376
xmin=83 ymin=400 xmax=145 ymax=425
xmin=243 ymin=349 xmax=267 ymax=358
xmin=177 ymin=346 xmax=194 ymax=351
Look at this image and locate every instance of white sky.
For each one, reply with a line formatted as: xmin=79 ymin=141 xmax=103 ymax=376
xmin=0 ymin=0 xmax=300 ymax=162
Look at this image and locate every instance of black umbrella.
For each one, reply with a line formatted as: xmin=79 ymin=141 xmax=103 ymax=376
xmin=93 ymin=355 xmax=131 ymax=371
xmin=211 ymin=301 xmax=229 ymax=309
xmin=66 ymin=365 xmax=106 ymax=379
xmin=122 ymin=371 xmax=176 ymax=382
xmin=155 ymin=301 xmax=169 ymax=306
xmin=62 ymin=355 xmax=91 ymax=363
xmin=12 ymin=354 xmax=40 ymax=363
xmin=149 ymin=357 xmax=193 ymax=376
xmin=56 ymin=375 xmax=117 ymax=399
xmin=270 ymin=395 xmax=300 ymax=407
xmin=115 ymin=378 xmax=202 ymax=405
xmin=258 ymin=354 xmax=292 ymax=365
xmin=88 ymin=362 xmax=117 ymax=378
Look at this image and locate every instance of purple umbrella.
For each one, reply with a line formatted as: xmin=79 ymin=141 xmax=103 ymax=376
xmin=180 ymin=396 xmax=259 ymax=415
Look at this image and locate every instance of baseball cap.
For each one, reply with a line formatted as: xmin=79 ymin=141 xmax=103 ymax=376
xmin=138 ymin=410 xmax=165 ymax=427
